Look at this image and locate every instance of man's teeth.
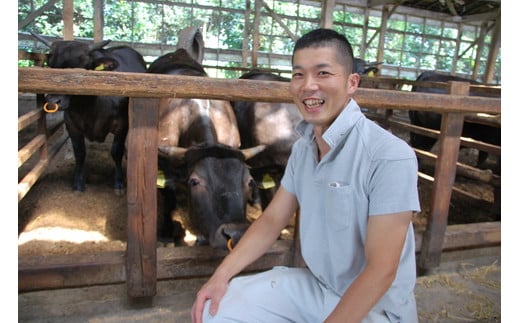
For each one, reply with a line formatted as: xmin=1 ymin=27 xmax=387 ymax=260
xmin=303 ymin=99 xmax=324 ymax=108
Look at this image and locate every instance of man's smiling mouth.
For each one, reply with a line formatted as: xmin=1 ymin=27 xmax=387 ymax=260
xmin=303 ymin=98 xmax=324 ymax=111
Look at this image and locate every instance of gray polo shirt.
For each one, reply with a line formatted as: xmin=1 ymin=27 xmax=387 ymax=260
xmin=281 ymin=99 xmax=420 ymax=315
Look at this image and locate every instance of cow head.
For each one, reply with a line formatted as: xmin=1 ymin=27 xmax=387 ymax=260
xmin=31 ymin=32 xmax=117 ymax=112
xmin=353 ymin=58 xmax=382 ymax=76
xmin=159 ymin=143 xmax=265 ymax=249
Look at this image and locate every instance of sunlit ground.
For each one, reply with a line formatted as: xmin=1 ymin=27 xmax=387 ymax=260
xmin=18 ymin=227 xmax=109 ymax=245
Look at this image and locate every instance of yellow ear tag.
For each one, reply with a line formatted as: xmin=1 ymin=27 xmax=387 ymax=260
xmin=94 ymin=63 xmax=105 ymax=71
xmin=259 ymin=173 xmax=276 ymax=190
xmin=156 ymin=170 xmax=166 ymax=188
xmin=368 ymin=70 xmax=375 ymax=77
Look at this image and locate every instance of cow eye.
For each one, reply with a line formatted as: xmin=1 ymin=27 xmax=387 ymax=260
xmin=188 ymin=178 xmax=200 ymax=187
xmin=248 ymin=178 xmax=256 ymax=190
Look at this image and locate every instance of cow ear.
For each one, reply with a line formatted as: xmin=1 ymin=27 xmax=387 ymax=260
xmin=91 ymin=58 xmax=119 ymax=71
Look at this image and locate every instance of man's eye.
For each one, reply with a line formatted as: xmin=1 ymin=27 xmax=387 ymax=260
xmin=318 ymin=71 xmax=330 ymax=76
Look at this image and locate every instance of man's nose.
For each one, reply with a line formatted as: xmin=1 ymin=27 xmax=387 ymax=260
xmin=302 ymin=75 xmax=318 ymax=90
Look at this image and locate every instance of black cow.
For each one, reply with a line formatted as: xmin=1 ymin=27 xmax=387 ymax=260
xmin=408 ymin=71 xmax=500 ymax=171
xmin=31 ymin=33 xmax=147 ymax=194
xmin=353 ymin=58 xmax=381 ymax=76
xmin=231 ymin=70 xmax=302 ymax=210
xmin=148 ymin=49 xmax=265 ymax=249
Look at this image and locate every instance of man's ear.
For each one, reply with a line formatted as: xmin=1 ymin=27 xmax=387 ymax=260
xmin=348 ymin=73 xmax=360 ymax=92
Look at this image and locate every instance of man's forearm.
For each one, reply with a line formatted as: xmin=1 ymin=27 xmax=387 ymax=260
xmin=325 ymin=265 xmax=396 ymax=323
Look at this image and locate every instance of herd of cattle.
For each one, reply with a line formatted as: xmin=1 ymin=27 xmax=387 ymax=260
xmin=28 ymin=32 xmax=500 ymax=249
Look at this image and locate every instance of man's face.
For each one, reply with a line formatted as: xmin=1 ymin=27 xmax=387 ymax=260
xmin=289 ymin=46 xmax=359 ymax=132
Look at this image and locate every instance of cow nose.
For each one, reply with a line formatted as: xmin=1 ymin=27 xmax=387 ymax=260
xmin=45 ymin=95 xmax=60 ymax=105
xmin=213 ymin=222 xmax=249 ymax=250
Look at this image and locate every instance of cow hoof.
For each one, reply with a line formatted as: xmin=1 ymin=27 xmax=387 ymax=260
xmin=73 ymin=185 xmax=85 ymax=192
xmin=114 ymin=188 xmax=126 ymax=196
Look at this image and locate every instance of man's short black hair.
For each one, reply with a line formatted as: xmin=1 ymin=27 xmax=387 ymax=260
xmin=292 ymin=28 xmax=354 ymax=73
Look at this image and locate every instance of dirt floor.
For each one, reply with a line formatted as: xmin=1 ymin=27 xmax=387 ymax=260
xmin=18 ymin=248 xmax=501 ymax=322
xmin=17 ymin=94 xmax=501 ymax=322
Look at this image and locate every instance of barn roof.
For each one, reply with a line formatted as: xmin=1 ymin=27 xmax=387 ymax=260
xmin=369 ymin=0 xmax=500 ymax=22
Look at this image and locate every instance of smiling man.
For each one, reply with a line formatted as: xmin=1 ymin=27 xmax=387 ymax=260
xmin=191 ymin=28 xmax=420 ymax=323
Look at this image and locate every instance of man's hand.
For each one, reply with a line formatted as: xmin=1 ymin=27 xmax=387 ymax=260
xmin=191 ymin=275 xmax=229 ymax=323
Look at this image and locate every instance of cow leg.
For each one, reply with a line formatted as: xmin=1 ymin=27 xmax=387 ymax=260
xmin=476 ymin=150 xmax=489 ymax=169
xmin=157 ymin=187 xmax=186 ymax=246
xmin=110 ymin=132 xmax=127 ymax=195
xmin=68 ymin=131 xmax=87 ymax=192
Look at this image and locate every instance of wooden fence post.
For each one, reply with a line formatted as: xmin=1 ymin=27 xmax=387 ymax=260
xmin=417 ymin=81 xmax=470 ymax=274
xmin=126 ymin=98 xmax=159 ymax=298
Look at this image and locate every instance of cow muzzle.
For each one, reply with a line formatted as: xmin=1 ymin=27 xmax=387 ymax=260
xmin=212 ymin=222 xmax=249 ymax=251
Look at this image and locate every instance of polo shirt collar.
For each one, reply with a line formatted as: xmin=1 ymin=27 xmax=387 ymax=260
xmin=295 ymin=99 xmax=364 ymax=149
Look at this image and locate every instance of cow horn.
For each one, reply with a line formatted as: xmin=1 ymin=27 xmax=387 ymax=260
xmin=241 ymin=145 xmax=266 ymax=160
xmin=158 ymin=145 xmax=188 ymax=159
xmin=89 ymin=40 xmax=112 ymax=51
xmin=30 ymin=31 xmax=52 ymax=48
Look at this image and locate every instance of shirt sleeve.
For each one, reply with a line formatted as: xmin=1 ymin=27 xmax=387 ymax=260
xmin=367 ymin=156 xmax=421 ymax=216
xmin=280 ymin=141 xmax=300 ymax=195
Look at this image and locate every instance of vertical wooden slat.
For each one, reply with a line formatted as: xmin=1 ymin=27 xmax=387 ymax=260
xmin=471 ymin=21 xmax=488 ymax=80
xmin=484 ymin=16 xmax=500 ymax=84
xmin=242 ymin=0 xmax=251 ymax=68
xmin=126 ymin=98 xmax=159 ymax=298
xmin=93 ymin=0 xmax=104 ymax=42
xmin=417 ymin=81 xmax=470 ymax=274
xmin=62 ymin=0 xmax=74 ymax=40
xmin=320 ymin=0 xmax=336 ymax=29
xmin=252 ymin=0 xmax=261 ymax=67
xmin=376 ymin=5 xmax=389 ymax=70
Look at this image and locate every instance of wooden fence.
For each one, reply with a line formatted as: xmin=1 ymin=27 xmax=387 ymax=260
xmin=18 ymin=67 xmax=501 ymax=296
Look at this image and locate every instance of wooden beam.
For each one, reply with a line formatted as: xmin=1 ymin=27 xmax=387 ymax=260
xmin=19 ymin=222 xmax=499 ymax=292
xmin=367 ymin=0 xmax=397 ymax=7
xmin=451 ymin=22 xmax=463 ymax=75
xmin=18 ymin=133 xmax=68 ymax=202
xmin=367 ymin=3 xmax=399 ymax=49
xmin=17 ymin=67 xmax=501 ymax=114
xmin=452 ymin=8 xmax=501 ymax=23
xmin=445 ymin=0 xmax=458 ymax=16
xmin=417 ymin=81 xmax=469 ymax=275
xmin=376 ymin=5 xmax=390 ymax=68
xmin=19 ymin=240 xmax=295 ymax=292
xmin=93 ymin=0 xmax=104 ymax=42
xmin=472 ymin=21 xmax=489 ymax=79
xmin=62 ymin=0 xmax=74 ymax=40
xmin=484 ymin=15 xmax=500 ymax=83
xmin=260 ymin=0 xmax=298 ymax=41
xmin=252 ymin=0 xmax=261 ymax=67
xmin=242 ymin=0 xmax=251 ymax=68
xmin=320 ymin=0 xmax=336 ymax=29
xmin=415 ymin=222 xmax=500 ymax=251
xmin=126 ymin=98 xmax=159 ymax=298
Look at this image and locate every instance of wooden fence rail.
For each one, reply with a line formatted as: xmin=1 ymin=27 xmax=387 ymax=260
xmin=18 ymin=67 xmax=501 ymax=295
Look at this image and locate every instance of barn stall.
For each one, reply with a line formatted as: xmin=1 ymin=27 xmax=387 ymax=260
xmin=18 ymin=0 xmax=500 ymax=302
